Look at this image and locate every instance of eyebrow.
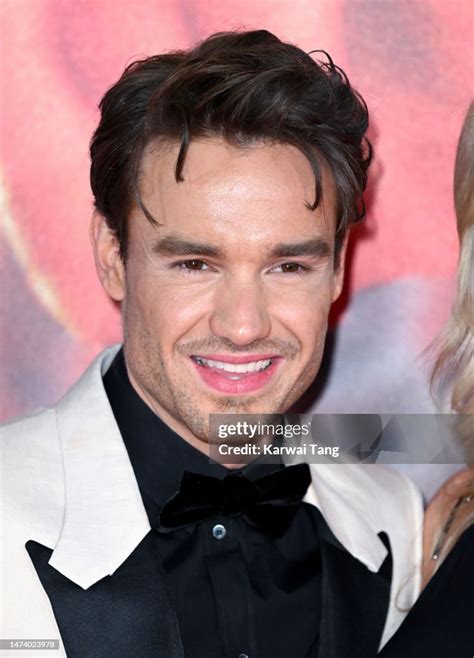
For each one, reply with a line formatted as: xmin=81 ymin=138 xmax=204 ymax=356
xmin=269 ymin=238 xmax=332 ymax=259
xmin=151 ymin=236 xmax=225 ymax=259
xmin=151 ymin=235 xmax=331 ymax=260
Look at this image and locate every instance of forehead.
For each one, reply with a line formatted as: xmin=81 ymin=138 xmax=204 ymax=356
xmin=136 ymin=138 xmax=336 ymax=242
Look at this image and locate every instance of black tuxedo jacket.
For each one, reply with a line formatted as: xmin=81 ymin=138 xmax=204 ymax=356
xmin=26 ymin=525 xmax=393 ymax=658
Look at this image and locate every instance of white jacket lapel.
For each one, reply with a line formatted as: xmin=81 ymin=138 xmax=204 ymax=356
xmin=48 ymin=345 xmax=151 ymax=589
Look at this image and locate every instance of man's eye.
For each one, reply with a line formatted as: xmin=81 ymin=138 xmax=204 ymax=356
xmin=272 ymin=262 xmax=307 ymax=273
xmin=176 ymin=260 xmax=210 ymax=272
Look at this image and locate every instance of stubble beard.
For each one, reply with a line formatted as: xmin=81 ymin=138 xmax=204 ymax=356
xmin=126 ymin=342 xmax=291 ymax=442
xmin=123 ymin=319 xmax=327 ymax=444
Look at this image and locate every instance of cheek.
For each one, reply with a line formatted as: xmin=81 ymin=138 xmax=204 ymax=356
xmin=272 ymin=285 xmax=333 ymax=349
xmin=124 ymin=270 xmax=213 ymax=344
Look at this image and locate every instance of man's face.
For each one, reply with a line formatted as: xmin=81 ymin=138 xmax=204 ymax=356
xmin=92 ymin=139 xmax=346 ymax=450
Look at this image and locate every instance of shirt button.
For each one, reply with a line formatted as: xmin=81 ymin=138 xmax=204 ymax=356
xmin=212 ymin=523 xmax=227 ymax=539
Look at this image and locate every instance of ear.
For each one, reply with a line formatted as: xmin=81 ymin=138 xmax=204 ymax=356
xmin=89 ymin=211 xmax=125 ymax=301
xmin=331 ymin=231 xmax=349 ymax=303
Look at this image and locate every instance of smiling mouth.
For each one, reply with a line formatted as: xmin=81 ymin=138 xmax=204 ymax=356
xmin=191 ymin=356 xmax=273 ymax=379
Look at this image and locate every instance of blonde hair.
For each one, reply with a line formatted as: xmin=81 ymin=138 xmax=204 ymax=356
xmin=430 ymin=103 xmax=474 ymax=457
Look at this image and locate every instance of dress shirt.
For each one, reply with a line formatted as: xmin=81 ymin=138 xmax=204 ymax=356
xmin=103 ymin=348 xmax=325 ymax=658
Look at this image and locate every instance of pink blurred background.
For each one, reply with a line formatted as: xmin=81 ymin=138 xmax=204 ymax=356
xmin=1 ymin=0 xmax=473 ymax=421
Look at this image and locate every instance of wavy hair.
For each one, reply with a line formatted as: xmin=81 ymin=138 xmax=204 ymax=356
xmin=90 ymin=30 xmax=372 ymax=262
xmin=431 ymin=102 xmax=474 ymax=455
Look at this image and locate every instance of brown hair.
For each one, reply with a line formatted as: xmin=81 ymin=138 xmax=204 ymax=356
xmin=90 ymin=30 xmax=372 ymax=260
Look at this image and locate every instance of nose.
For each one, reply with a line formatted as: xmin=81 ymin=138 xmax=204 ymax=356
xmin=209 ymin=275 xmax=272 ymax=346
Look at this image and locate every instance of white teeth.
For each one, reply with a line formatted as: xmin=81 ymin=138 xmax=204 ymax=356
xmin=194 ymin=357 xmax=272 ymax=373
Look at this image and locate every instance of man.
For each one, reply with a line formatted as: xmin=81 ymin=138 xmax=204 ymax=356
xmin=1 ymin=30 xmax=422 ymax=658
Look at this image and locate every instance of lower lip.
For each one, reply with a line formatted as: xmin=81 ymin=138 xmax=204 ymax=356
xmin=191 ymin=358 xmax=281 ymax=394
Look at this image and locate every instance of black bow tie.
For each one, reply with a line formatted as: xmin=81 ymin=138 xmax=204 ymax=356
xmin=157 ymin=462 xmax=312 ymax=536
